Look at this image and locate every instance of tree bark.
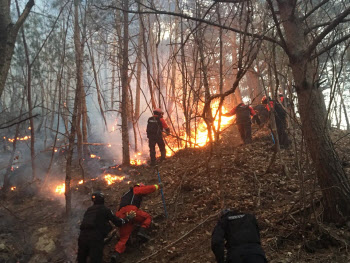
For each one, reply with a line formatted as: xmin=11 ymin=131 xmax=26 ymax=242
xmin=0 ymin=0 xmax=34 ymax=98
xmin=121 ymin=0 xmax=130 ymax=165
xmin=277 ymin=0 xmax=350 ymax=221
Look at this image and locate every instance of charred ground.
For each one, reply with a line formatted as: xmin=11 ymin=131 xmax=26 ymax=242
xmin=1 ymin=124 xmax=350 ymax=263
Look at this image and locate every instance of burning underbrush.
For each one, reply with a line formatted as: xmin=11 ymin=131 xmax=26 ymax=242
xmin=1 ymin=122 xmax=350 ymax=263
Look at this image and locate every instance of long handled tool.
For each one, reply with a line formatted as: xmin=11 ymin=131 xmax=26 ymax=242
xmin=156 ymin=165 xmax=168 ymax=218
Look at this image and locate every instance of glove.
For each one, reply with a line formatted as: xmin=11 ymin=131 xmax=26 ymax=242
xmin=158 ymin=182 xmax=163 ymax=189
xmin=165 ymin=128 xmax=170 ymax=136
xmin=125 ymin=211 xmax=136 ymax=221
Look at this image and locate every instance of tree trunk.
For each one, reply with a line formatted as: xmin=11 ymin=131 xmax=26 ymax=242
xmin=121 ymin=0 xmax=130 ymax=165
xmin=139 ymin=8 xmax=156 ymax=109
xmin=278 ymin=0 xmax=350 ymax=221
xmin=135 ymin=5 xmax=143 ymax=120
xmin=0 ymin=0 xmax=34 ymax=98
xmin=74 ymin=0 xmax=84 ymax=160
xmin=65 ymin=0 xmax=83 ymax=216
xmin=20 ymin=12 xmax=36 ymax=180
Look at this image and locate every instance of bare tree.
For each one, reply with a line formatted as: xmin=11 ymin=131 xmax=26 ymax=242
xmin=0 ymin=0 xmax=34 ymax=98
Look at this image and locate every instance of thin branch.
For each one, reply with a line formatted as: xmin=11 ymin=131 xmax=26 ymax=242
xmin=96 ymin=3 xmax=281 ymax=46
xmin=306 ymin=5 xmax=350 ymax=57
xmin=0 ymin=114 xmax=39 ymax=129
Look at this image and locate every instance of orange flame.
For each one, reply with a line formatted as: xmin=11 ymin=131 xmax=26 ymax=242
xmin=78 ymin=180 xmax=83 ymax=184
xmin=130 ymin=152 xmax=146 ymax=165
xmin=7 ymin=136 xmax=31 ymax=143
xmin=90 ymin=154 xmax=100 ymax=159
xmin=55 ymin=183 xmax=65 ymax=194
xmin=104 ymin=174 xmax=125 ymax=185
xmin=166 ymin=100 xmax=235 ymax=156
xmin=11 ymin=186 xmax=16 ymax=191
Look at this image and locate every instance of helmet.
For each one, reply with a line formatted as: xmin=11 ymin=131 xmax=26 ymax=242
xmin=92 ymin=191 xmax=104 ymax=204
xmin=261 ymin=96 xmax=271 ymax=104
xmin=153 ymin=108 xmax=164 ymax=115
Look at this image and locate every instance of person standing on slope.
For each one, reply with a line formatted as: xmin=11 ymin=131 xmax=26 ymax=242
xmin=146 ymin=108 xmax=170 ymax=166
xmin=223 ymin=102 xmax=260 ymax=144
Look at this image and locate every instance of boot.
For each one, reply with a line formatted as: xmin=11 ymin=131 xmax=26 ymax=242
xmin=110 ymin=252 xmax=120 ymax=263
xmin=137 ymin=227 xmax=151 ymax=242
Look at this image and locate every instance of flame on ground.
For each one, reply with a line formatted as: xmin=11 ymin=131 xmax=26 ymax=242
xmin=130 ymin=152 xmax=146 ymax=166
xmin=11 ymin=186 xmax=16 ymax=191
xmin=55 ymin=183 xmax=65 ymax=194
xmin=6 ymin=136 xmax=31 ymax=143
xmin=104 ymin=174 xmax=125 ymax=185
xmin=90 ymin=154 xmax=101 ymax=159
xmin=165 ymin=100 xmax=235 ymax=156
xmin=78 ymin=180 xmax=83 ymax=184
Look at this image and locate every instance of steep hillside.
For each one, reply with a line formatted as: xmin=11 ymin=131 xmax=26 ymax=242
xmin=1 ymin=124 xmax=350 ymax=263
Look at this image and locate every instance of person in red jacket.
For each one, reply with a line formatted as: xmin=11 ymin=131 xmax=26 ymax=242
xmin=223 ymin=102 xmax=260 ymax=144
xmin=146 ymin=108 xmax=170 ymax=166
xmin=111 ymin=183 xmax=163 ymax=263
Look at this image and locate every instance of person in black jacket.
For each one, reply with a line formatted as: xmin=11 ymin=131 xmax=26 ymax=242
xmin=211 ymin=209 xmax=267 ymax=263
xmin=146 ymin=108 xmax=170 ymax=165
xmin=261 ymin=96 xmax=290 ymax=148
xmin=77 ymin=191 xmax=135 ymax=263
xmin=223 ymin=103 xmax=260 ymax=144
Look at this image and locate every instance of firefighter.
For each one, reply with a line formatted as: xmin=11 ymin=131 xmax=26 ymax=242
xmin=223 ymin=102 xmax=260 ymax=144
xmin=261 ymin=96 xmax=290 ymax=148
xmin=111 ymin=183 xmax=163 ymax=263
xmin=146 ymin=108 xmax=170 ymax=166
xmin=211 ymin=209 xmax=267 ymax=263
xmin=278 ymin=93 xmax=284 ymax=104
xmin=77 ymin=191 xmax=136 ymax=263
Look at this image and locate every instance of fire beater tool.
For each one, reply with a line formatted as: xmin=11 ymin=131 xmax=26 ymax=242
xmin=155 ymin=165 xmax=168 ymax=218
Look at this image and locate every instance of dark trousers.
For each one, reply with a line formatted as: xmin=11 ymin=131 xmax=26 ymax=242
xmin=77 ymin=233 xmax=104 ymax=263
xmin=275 ymin=117 xmax=289 ymax=147
xmin=148 ymin=136 xmax=166 ymax=163
xmin=237 ymin=122 xmax=252 ymax=144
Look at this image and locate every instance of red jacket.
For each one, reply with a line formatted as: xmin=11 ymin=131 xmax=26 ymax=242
xmin=155 ymin=115 xmax=170 ymax=130
xmin=134 ymin=184 xmax=159 ymax=195
xmin=119 ymin=184 xmax=159 ymax=210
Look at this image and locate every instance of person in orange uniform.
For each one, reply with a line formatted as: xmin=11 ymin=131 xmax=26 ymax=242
xmin=111 ymin=183 xmax=163 ymax=263
xmin=146 ymin=108 xmax=170 ymax=166
xmin=223 ymin=102 xmax=260 ymax=144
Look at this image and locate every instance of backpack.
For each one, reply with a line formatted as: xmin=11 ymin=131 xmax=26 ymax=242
xmin=119 ymin=187 xmax=143 ymax=209
xmin=146 ymin=116 xmax=162 ymax=138
xmin=235 ymin=104 xmax=251 ymax=124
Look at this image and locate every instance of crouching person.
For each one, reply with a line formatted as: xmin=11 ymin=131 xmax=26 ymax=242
xmin=211 ymin=209 xmax=267 ymax=263
xmin=111 ymin=183 xmax=163 ymax=263
xmin=77 ymin=191 xmax=135 ymax=263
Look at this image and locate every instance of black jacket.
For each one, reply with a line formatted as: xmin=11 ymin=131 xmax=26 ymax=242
xmin=211 ymin=211 xmax=266 ymax=263
xmin=80 ymin=204 xmax=128 ymax=239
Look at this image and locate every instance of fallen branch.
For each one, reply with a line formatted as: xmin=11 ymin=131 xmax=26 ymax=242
xmin=136 ymin=211 xmax=221 ymax=263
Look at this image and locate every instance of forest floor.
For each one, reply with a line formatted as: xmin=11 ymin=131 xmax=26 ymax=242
xmin=1 ymin=123 xmax=350 ymax=263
